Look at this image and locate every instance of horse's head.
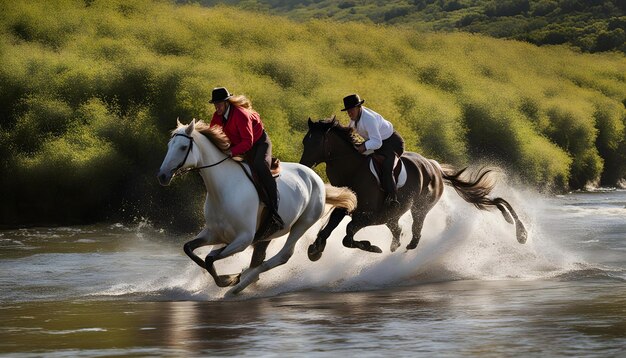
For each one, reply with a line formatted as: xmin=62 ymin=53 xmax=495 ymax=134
xmin=157 ymin=118 xmax=199 ymax=186
xmin=299 ymin=116 xmax=337 ymax=167
xmin=300 ymin=116 xmax=361 ymax=168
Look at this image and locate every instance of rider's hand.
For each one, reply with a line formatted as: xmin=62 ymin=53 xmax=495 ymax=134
xmin=356 ymin=143 xmax=366 ymax=154
xmin=232 ymin=155 xmax=244 ymax=162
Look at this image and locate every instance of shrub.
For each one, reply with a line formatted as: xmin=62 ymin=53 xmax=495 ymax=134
xmin=338 ymin=1 xmax=355 ymax=10
xmin=594 ymin=28 xmax=626 ymax=52
xmin=531 ymin=0 xmax=559 ymax=16
xmin=11 ymin=96 xmax=74 ymax=153
xmin=545 ymin=101 xmax=603 ymax=188
xmin=415 ymin=64 xmax=462 ymax=92
xmin=593 ymin=99 xmax=626 ymax=184
xmin=461 ymin=99 xmax=571 ymax=191
xmin=7 ymin=128 xmax=127 ymax=225
xmin=485 ymin=0 xmax=531 ymax=17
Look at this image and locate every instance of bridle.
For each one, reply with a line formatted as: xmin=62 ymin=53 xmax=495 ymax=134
xmin=307 ymin=128 xmax=357 ymax=167
xmin=171 ymin=133 xmax=230 ymax=176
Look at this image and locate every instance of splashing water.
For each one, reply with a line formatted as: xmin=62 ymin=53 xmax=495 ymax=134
xmin=89 ymin=186 xmax=623 ymax=301
xmin=1 ymin=186 xmax=623 ymax=303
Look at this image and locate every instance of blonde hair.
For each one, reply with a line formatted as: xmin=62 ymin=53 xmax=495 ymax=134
xmin=228 ymin=94 xmax=253 ymax=110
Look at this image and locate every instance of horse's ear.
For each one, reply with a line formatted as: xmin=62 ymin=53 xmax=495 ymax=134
xmin=177 ymin=117 xmax=182 ymax=127
xmin=185 ymin=118 xmax=195 ymax=135
xmin=307 ymin=117 xmax=313 ymax=128
xmin=331 ymin=114 xmax=337 ymax=123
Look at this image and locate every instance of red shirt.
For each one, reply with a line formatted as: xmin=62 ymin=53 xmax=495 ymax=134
xmin=210 ymin=105 xmax=264 ymax=156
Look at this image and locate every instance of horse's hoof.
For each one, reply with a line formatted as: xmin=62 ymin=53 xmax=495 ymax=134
xmin=390 ymin=241 xmax=401 ymax=252
xmin=370 ymin=245 xmax=383 ymax=253
xmin=216 ymin=274 xmax=240 ymax=287
xmin=308 ymin=244 xmax=323 ymax=262
xmin=517 ymin=226 xmax=528 ymax=244
xmin=406 ymin=242 xmax=418 ymax=250
xmin=362 ymin=243 xmax=382 ymax=253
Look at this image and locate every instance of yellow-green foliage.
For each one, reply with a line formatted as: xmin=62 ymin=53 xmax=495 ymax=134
xmin=0 ymin=0 xmax=625 ymax=227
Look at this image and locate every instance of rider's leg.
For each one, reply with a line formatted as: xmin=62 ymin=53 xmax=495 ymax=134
xmin=252 ymin=132 xmax=284 ymax=229
xmin=381 ymin=150 xmax=397 ymax=203
xmin=378 ymin=132 xmax=404 ymax=207
xmin=377 ymin=143 xmax=398 ymax=206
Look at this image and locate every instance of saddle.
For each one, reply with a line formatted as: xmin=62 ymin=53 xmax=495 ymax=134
xmin=239 ymin=156 xmax=282 ymax=241
xmin=368 ymin=154 xmax=407 ymax=190
xmin=241 ymin=156 xmax=281 ymax=181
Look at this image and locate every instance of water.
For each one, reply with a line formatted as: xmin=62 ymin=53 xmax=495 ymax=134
xmin=1 ymin=188 xmax=625 ymax=357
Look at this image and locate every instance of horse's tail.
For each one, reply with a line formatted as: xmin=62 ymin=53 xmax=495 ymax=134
xmin=324 ymin=184 xmax=357 ymax=213
xmin=439 ymin=165 xmax=527 ymax=244
xmin=440 ymin=165 xmax=499 ymax=211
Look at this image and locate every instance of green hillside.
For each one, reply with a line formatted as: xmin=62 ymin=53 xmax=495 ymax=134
xmin=192 ymin=0 xmax=626 ymax=54
xmin=1 ymin=0 xmax=625 ymax=228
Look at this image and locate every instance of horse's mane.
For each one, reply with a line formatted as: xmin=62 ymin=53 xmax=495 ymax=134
xmin=194 ymin=120 xmax=231 ymax=152
xmin=173 ymin=120 xmax=231 ymax=152
xmin=311 ymin=117 xmax=363 ymax=146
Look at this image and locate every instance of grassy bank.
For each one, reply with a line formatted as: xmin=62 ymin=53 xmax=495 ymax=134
xmin=1 ymin=0 xmax=625 ymax=229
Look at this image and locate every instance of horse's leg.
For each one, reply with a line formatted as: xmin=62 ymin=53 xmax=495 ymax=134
xmin=202 ymin=247 xmax=238 ymax=287
xmin=207 ymin=241 xmax=270 ymax=287
xmin=494 ymin=198 xmax=528 ymax=244
xmin=183 ymin=228 xmax=220 ymax=269
xmin=386 ymin=219 xmax=402 ymax=253
xmin=439 ymin=166 xmax=526 ymax=244
xmin=342 ymin=214 xmax=382 ymax=253
xmin=204 ymin=233 xmax=254 ymax=288
xmin=229 ymin=219 xmax=312 ymax=295
xmin=183 ymin=243 xmax=238 ymax=288
xmin=221 ymin=241 xmax=270 ymax=290
xmin=184 ymin=238 xmax=211 ymax=270
xmin=250 ymin=241 xmax=271 ymax=268
xmin=308 ymin=208 xmax=348 ymax=261
xmin=406 ymin=206 xmax=429 ymax=250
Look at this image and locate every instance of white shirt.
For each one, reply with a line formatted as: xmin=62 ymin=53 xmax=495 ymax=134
xmin=348 ymin=106 xmax=394 ymax=155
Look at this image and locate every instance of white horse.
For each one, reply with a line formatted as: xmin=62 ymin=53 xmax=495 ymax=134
xmin=157 ymin=119 xmax=356 ymax=295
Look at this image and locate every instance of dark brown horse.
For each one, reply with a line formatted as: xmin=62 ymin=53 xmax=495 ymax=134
xmin=299 ymin=117 xmax=527 ymax=261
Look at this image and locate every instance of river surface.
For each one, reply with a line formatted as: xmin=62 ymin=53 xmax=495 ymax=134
xmin=1 ymin=188 xmax=625 ymax=357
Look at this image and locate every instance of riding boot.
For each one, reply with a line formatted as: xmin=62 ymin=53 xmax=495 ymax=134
xmin=261 ymin=176 xmax=284 ymax=233
xmin=250 ymin=131 xmax=284 ymax=238
xmin=382 ymin=164 xmax=399 ymax=208
xmin=254 ymin=205 xmax=284 ymax=241
xmin=270 ymin=209 xmax=284 ymax=231
xmin=268 ymin=194 xmax=285 ymax=231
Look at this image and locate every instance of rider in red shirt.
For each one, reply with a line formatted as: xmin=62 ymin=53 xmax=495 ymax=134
xmin=209 ymin=87 xmax=284 ymax=231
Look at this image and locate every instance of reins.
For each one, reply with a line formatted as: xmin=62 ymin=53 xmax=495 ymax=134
xmin=322 ymin=130 xmax=360 ymax=163
xmin=170 ymin=132 xmax=260 ymax=189
xmin=172 ymin=133 xmax=230 ymax=177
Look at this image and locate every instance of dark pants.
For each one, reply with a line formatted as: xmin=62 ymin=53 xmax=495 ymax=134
xmin=374 ymin=131 xmax=404 ymax=198
xmin=248 ymin=131 xmax=279 ymax=212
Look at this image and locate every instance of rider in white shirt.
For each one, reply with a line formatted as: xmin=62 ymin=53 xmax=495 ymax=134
xmin=342 ymin=94 xmax=405 ymax=208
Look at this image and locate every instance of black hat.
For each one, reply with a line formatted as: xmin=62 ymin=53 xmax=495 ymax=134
xmin=341 ymin=94 xmax=365 ymax=111
xmin=209 ymin=87 xmax=232 ymax=103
